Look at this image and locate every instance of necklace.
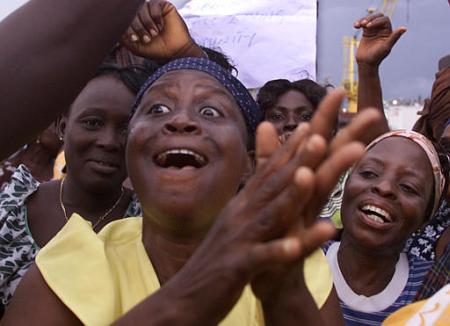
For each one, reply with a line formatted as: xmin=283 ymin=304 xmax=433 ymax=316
xmin=59 ymin=178 xmax=124 ymax=229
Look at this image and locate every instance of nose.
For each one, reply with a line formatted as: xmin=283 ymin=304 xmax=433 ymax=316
xmin=282 ymin=115 xmax=298 ymax=133
xmin=163 ymin=112 xmax=200 ymax=135
xmin=97 ymin=126 xmax=123 ymax=151
xmin=372 ymin=178 xmax=396 ymax=199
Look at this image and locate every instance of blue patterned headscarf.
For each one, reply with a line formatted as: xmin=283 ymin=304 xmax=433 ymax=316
xmin=132 ymin=57 xmax=260 ymax=134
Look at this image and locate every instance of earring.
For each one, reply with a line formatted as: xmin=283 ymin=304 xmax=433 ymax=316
xmin=59 ymin=136 xmax=63 ymax=141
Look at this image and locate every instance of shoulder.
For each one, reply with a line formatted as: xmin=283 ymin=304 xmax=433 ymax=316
xmin=1 ymin=264 xmax=81 ymax=325
xmin=0 ymin=164 xmax=40 ymax=211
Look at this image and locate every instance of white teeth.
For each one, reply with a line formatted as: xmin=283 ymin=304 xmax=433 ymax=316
xmin=366 ymin=213 xmax=384 ymax=224
xmin=362 ymin=204 xmax=392 ymax=222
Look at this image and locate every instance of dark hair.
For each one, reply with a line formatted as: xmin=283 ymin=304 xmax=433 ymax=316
xmin=95 ymin=62 xmax=154 ymax=95
xmin=201 ymin=46 xmax=238 ymax=75
xmin=256 ymin=79 xmax=327 ymax=116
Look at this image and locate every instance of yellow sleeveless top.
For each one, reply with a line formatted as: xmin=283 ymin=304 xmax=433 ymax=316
xmin=36 ymin=214 xmax=333 ymax=326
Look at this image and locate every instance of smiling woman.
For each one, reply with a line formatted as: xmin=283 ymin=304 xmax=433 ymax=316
xmin=323 ymin=130 xmax=449 ymax=325
xmin=0 ymin=63 xmax=149 ymax=311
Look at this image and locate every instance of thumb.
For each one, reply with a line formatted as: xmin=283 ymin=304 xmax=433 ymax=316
xmin=387 ymin=27 xmax=407 ymax=48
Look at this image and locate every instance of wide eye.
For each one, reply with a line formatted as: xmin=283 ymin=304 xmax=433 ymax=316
xmin=199 ymin=106 xmax=221 ymax=118
xmin=82 ymin=118 xmax=103 ymax=130
xmin=148 ymin=104 xmax=171 ymax=115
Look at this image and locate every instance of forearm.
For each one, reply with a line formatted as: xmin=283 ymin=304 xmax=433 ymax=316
xmin=0 ymin=0 xmax=144 ymax=159
xmin=357 ymin=64 xmax=389 ymax=134
xmin=261 ymin=269 xmax=325 ymax=326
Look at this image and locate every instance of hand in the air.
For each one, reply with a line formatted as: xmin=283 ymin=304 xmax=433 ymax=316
xmin=122 ymin=0 xmax=203 ymax=62
xmin=355 ymin=13 xmax=406 ymax=67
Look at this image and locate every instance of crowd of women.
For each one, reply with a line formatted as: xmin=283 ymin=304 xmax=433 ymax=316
xmin=0 ymin=0 xmax=448 ymax=325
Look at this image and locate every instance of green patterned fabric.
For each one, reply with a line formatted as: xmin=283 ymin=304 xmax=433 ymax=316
xmin=0 ymin=165 xmax=141 ymax=308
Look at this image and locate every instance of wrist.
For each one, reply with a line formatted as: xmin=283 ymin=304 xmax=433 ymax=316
xmin=357 ymin=62 xmax=380 ymax=74
xmin=173 ymin=40 xmax=204 ymax=60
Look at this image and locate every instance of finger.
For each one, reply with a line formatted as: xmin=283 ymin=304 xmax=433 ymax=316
xmin=129 ymin=15 xmax=149 ymax=43
xmin=310 ymin=142 xmax=366 ymax=216
xmin=355 ymin=12 xmax=384 ymax=27
xmin=253 ymin=122 xmax=310 ymax=183
xmin=329 ymin=109 xmax=381 ymax=154
xmin=139 ymin=2 xmax=160 ymax=39
xmin=122 ymin=26 xmax=139 ymax=44
xmin=361 ymin=12 xmax=384 ymax=25
xmin=149 ymin=0 xmax=166 ymax=32
xmin=247 ymin=237 xmax=302 ymax=271
xmin=292 ymin=134 xmax=328 ymax=178
xmin=295 ymin=221 xmax=335 ymax=258
xmin=309 ymin=89 xmax=345 ymax=141
xmin=387 ymin=27 xmax=407 ymax=48
xmin=245 ymin=166 xmax=315 ymax=241
xmin=365 ymin=15 xmax=391 ymax=29
xmin=255 ymin=122 xmax=280 ymax=169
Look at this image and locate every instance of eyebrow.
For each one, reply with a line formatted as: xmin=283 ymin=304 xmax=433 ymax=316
xmin=364 ymin=157 xmax=424 ymax=179
xmin=271 ymin=106 xmax=314 ymax=112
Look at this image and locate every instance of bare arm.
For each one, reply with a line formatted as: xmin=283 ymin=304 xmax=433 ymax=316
xmin=355 ymin=13 xmax=406 ymax=134
xmin=0 ymin=0 xmax=144 ymax=160
xmin=1 ymin=265 xmax=81 ymax=325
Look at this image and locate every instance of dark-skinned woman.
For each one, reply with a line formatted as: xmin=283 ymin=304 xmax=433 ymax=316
xmin=324 ymin=130 xmax=448 ymax=325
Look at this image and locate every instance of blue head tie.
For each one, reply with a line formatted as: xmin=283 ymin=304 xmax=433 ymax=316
xmin=132 ymin=57 xmax=260 ymax=134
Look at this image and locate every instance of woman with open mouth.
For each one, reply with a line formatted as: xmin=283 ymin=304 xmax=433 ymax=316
xmin=2 ymin=55 xmax=382 ymax=325
xmin=323 ymin=130 xmax=449 ymax=325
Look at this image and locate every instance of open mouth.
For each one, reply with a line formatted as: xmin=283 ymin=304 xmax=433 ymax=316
xmin=154 ymin=149 xmax=208 ymax=169
xmin=360 ymin=204 xmax=393 ymax=224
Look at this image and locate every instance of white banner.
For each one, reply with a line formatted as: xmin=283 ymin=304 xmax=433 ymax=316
xmin=179 ymin=0 xmax=317 ymax=88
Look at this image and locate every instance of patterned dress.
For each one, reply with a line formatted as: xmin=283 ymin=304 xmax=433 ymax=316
xmin=0 ymin=165 xmax=142 ymax=308
xmin=405 ymin=200 xmax=450 ymax=261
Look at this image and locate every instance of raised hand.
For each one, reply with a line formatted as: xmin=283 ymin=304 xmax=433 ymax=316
xmin=355 ymin=13 xmax=406 ymax=67
xmin=121 ymin=0 xmax=204 ymax=62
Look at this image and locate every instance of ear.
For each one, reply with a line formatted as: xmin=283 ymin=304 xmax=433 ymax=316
xmin=56 ymin=114 xmax=67 ymax=142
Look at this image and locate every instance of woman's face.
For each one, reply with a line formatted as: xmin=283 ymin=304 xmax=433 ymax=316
xmin=127 ymin=70 xmax=250 ymax=234
xmin=264 ymin=90 xmax=314 ymax=142
xmin=60 ymin=75 xmax=134 ymax=193
xmin=341 ymin=137 xmax=433 ymax=252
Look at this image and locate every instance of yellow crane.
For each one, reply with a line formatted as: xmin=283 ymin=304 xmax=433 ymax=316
xmin=341 ymin=0 xmax=398 ymax=113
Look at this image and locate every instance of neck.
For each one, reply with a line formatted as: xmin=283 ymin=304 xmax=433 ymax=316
xmin=337 ymin=233 xmax=401 ymax=296
xmin=142 ymin=216 xmax=204 ymax=285
xmin=61 ymin=175 xmax=124 ymax=223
